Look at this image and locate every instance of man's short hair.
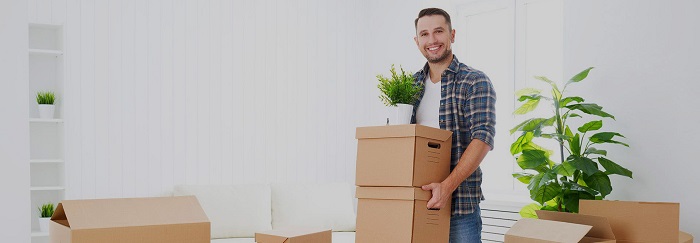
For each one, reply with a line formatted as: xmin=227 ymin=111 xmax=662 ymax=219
xmin=415 ymin=8 xmax=452 ymax=30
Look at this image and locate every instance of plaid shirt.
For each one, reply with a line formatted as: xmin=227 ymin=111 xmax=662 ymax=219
xmin=411 ymin=55 xmax=496 ymax=215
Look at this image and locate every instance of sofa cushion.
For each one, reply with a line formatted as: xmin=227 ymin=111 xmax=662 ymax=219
xmin=271 ymin=183 xmax=356 ymax=232
xmin=174 ymin=184 xmax=272 ymax=238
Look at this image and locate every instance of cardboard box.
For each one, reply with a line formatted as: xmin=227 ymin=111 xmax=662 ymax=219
xmin=680 ymin=231 xmax=694 ymax=243
xmin=355 ymin=125 xmax=452 ymax=187
xmin=579 ymin=200 xmax=687 ymax=243
xmin=355 ymin=186 xmax=450 ymax=243
xmin=505 ymin=218 xmax=615 ymax=243
xmin=255 ymin=228 xmax=331 ymax=243
xmin=536 ymin=210 xmax=616 ymax=242
xmin=50 ymin=196 xmax=210 ymax=243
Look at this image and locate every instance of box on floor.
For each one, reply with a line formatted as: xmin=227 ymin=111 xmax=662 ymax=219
xmin=50 ymin=196 xmax=210 ymax=243
xmin=579 ymin=200 xmax=693 ymax=243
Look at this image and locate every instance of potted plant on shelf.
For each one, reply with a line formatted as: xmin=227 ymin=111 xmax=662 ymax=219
xmin=36 ymin=91 xmax=56 ymax=119
xmin=510 ymin=67 xmax=633 ymax=217
xmin=377 ymin=64 xmax=423 ymax=125
xmin=38 ymin=202 xmax=55 ymax=232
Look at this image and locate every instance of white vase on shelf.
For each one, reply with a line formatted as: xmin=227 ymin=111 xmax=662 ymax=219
xmin=38 ymin=104 xmax=55 ymax=119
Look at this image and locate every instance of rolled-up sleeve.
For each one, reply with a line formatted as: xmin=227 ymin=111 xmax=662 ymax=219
xmin=466 ymin=72 xmax=496 ymax=150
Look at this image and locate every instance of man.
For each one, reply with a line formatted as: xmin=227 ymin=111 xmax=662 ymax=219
xmin=412 ymin=8 xmax=496 ymax=243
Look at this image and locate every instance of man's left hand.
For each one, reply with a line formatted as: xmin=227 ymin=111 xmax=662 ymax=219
xmin=421 ymin=182 xmax=449 ymax=210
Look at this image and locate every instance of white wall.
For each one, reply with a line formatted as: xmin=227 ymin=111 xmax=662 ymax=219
xmin=26 ymin=0 xmax=428 ymax=200
xmin=564 ymin=0 xmax=700 ymax=236
xmin=0 ymin=0 xmax=30 ymax=242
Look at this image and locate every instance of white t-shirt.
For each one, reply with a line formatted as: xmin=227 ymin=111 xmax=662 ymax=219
xmin=416 ymin=75 xmax=440 ymax=129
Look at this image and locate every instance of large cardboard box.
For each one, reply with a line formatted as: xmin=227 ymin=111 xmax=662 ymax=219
xmin=255 ymin=228 xmax=331 ymax=243
xmin=50 ymin=196 xmax=210 ymax=243
xmin=505 ymin=218 xmax=615 ymax=243
xmin=355 ymin=186 xmax=450 ymax=243
xmin=536 ymin=210 xmax=617 ymax=242
xmin=355 ymin=125 xmax=452 ymax=187
xmin=578 ymin=200 xmax=694 ymax=243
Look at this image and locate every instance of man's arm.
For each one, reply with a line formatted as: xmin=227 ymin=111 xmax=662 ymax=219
xmin=422 ymin=139 xmax=491 ymax=209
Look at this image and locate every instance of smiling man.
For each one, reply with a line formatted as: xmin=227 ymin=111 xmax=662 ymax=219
xmin=412 ymin=8 xmax=497 ymax=243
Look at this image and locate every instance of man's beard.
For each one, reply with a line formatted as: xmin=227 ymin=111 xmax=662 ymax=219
xmin=426 ymin=48 xmax=452 ymax=64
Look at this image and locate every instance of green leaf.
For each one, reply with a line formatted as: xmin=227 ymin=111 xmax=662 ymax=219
xmin=515 ymin=88 xmax=541 ymax=97
xmin=565 ymin=126 xmax=574 ymax=138
xmin=569 ymin=156 xmax=598 ymax=176
xmin=566 ymin=113 xmax=582 ymax=119
xmin=528 ymin=173 xmax=544 ymax=191
xmin=518 ymin=94 xmax=542 ymax=102
xmin=552 ymin=87 xmax=562 ymax=103
xmin=584 ymin=147 xmax=608 ymax=156
xmin=553 ymin=162 xmax=576 ymax=176
xmin=583 ymin=172 xmax=612 ymax=197
xmin=522 ymin=142 xmax=554 ymax=158
xmin=510 ymin=118 xmax=551 ymax=135
xmin=511 ymin=132 xmax=534 ymax=155
xmin=562 ymin=191 xmax=595 ymax=213
xmin=570 ymin=133 xmax=581 ymax=156
xmin=513 ymin=172 xmax=534 ymax=184
xmin=567 ymin=67 xmax=594 ymax=86
xmin=561 ymin=96 xmax=585 ymax=107
xmin=598 ymin=157 xmax=633 ymax=178
xmin=519 ymin=203 xmax=541 ymax=218
xmin=534 ymin=76 xmax=560 ymax=91
xmin=530 ymin=182 xmax=561 ymax=205
xmin=514 ymin=99 xmax=540 ymax=115
xmin=578 ymin=120 xmax=603 ymax=133
xmin=566 ymin=103 xmax=615 ymax=119
xmin=590 ymin=132 xmax=629 ymax=147
xmin=517 ymin=150 xmax=550 ymax=170
xmin=562 ymin=180 xmax=598 ymax=195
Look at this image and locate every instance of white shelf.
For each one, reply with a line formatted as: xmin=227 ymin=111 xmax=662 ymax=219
xmin=29 ymin=48 xmax=63 ymax=56
xmin=30 ymin=186 xmax=65 ymax=191
xmin=31 ymin=231 xmax=49 ymax=237
xmin=30 ymin=159 xmax=64 ymax=164
xmin=29 ymin=118 xmax=64 ymax=123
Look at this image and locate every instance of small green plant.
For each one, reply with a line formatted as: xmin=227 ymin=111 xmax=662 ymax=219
xmin=36 ymin=91 xmax=56 ymax=105
xmin=377 ymin=65 xmax=423 ymax=106
xmin=511 ymin=67 xmax=633 ymax=217
xmin=38 ymin=203 xmax=55 ymax=218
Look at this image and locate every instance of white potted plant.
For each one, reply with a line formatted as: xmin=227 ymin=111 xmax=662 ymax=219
xmin=377 ymin=65 xmax=423 ymax=125
xmin=36 ymin=91 xmax=56 ymax=119
xmin=38 ymin=202 xmax=55 ymax=232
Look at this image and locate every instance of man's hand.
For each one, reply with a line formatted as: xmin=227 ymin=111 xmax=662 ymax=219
xmin=421 ymin=182 xmax=449 ymax=210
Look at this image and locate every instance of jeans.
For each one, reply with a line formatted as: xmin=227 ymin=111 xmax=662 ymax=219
xmin=449 ymin=204 xmax=482 ymax=243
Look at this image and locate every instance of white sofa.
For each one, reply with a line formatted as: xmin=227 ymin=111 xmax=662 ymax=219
xmin=173 ymin=183 xmax=357 ymax=243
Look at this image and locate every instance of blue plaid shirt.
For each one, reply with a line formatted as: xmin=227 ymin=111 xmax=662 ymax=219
xmin=411 ymin=55 xmax=496 ymax=215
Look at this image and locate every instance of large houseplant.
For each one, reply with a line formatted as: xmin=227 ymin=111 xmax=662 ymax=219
xmin=510 ymin=67 xmax=633 ymax=217
xmin=377 ymin=64 xmax=423 ymax=124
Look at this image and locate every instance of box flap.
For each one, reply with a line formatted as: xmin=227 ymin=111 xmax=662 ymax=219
xmin=356 ymin=187 xmax=431 ymax=201
xmin=536 ymin=210 xmax=616 ymax=240
xmin=506 ymin=218 xmax=591 ymax=242
xmin=256 ymin=228 xmax=331 ymax=243
xmin=59 ymin=196 xmax=210 ymax=230
xmin=579 ymin=200 xmax=679 ymax=242
xmin=679 ymin=231 xmax=693 ymax=243
xmin=356 ymin=125 xmax=452 ymax=142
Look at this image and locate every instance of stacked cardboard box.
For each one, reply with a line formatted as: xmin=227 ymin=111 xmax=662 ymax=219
xmin=355 ymin=124 xmax=453 ymax=243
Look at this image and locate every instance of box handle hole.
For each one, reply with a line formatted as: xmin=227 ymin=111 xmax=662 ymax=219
xmin=428 ymin=142 xmax=441 ymax=149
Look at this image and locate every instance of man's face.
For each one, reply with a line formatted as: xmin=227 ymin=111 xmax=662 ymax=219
xmin=414 ymin=15 xmax=455 ymax=64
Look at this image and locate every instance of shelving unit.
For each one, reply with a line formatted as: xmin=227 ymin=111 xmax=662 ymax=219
xmin=28 ymin=23 xmax=65 ymax=243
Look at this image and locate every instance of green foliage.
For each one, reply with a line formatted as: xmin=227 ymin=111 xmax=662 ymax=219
xmin=36 ymin=91 xmax=56 ymax=105
xmin=377 ymin=65 xmax=423 ymax=106
xmin=511 ymin=67 xmax=632 ymax=214
xmin=38 ymin=203 xmax=55 ymax=218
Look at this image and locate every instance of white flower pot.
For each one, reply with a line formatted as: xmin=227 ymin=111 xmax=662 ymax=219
xmin=39 ymin=217 xmax=50 ymax=232
xmin=38 ymin=104 xmax=55 ymax=119
xmin=386 ymin=104 xmax=413 ymax=125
